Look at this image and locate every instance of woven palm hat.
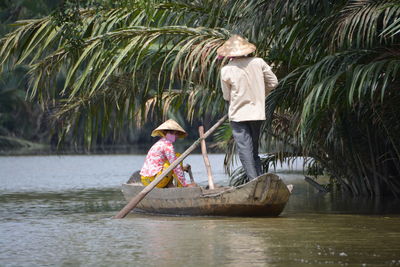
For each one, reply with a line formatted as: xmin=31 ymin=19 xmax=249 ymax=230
xmin=151 ymin=119 xmax=188 ymax=138
xmin=217 ymin=35 xmax=256 ymax=57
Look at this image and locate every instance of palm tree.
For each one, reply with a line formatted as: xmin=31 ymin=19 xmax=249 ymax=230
xmin=267 ymin=0 xmax=400 ymax=197
xmin=1 ymin=0 xmax=399 ymax=196
xmin=0 ymin=0 xmax=65 ymax=149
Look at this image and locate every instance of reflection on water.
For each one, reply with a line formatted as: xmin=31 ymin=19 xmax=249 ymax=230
xmin=285 ymin=177 xmax=400 ymax=215
xmin=1 ymin=155 xmax=400 ymax=266
xmin=0 ymin=189 xmax=124 ymax=219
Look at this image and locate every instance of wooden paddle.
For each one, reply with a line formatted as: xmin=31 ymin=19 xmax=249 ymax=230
xmin=199 ymin=126 xmax=215 ymax=189
xmin=114 ymin=114 xmax=228 ymax=219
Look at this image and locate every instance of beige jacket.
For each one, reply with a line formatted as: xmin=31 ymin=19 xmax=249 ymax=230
xmin=220 ymin=57 xmax=278 ymax=122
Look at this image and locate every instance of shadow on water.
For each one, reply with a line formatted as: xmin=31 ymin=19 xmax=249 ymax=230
xmin=1 ymin=169 xmax=400 ymax=266
xmin=1 ymin=155 xmax=400 ymax=266
xmin=283 ymin=176 xmax=400 ymax=216
xmin=0 ymin=188 xmax=126 ymax=219
xmin=2 ymin=180 xmax=400 ymax=221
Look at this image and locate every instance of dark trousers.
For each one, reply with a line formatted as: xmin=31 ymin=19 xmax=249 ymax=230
xmin=230 ymin=120 xmax=263 ymax=180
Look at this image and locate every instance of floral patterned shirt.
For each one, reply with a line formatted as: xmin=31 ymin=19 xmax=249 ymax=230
xmin=140 ymin=137 xmax=187 ymax=186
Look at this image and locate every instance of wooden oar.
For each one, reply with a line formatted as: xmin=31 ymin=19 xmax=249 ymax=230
xmin=114 ymin=114 xmax=228 ymax=219
xmin=199 ymin=126 xmax=215 ymax=189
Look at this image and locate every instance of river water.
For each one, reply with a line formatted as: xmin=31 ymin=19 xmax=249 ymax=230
xmin=1 ymin=154 xmax=400 ymax=266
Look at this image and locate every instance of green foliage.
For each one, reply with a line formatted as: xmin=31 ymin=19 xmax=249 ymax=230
xmin=0 ymin=0 xmax=65 ymax=148
xmin=1 ymin=0 xmax=399 ymax=197
xmin=266 ymin=0 xmax=400 ymax=197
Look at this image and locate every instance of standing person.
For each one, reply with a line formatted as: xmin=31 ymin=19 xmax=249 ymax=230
xmin=140 ymin=119 xmax=196 ymax=188
xmin=218 ymin=35 xmax=278 ymax=180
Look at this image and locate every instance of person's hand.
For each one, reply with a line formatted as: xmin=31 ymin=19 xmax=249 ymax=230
xmin=183 ymin=164 xmax=191 ymax=172
xmin=186 ymin=182 xmax=197 ymax=187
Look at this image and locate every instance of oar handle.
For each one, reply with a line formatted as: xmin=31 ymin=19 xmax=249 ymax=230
xmin=114 ymin=114 xmax=228 ymax=219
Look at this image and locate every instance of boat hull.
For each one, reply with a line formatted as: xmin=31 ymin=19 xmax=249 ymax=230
xmin=121 ymin=173 xmax=291 ymax=217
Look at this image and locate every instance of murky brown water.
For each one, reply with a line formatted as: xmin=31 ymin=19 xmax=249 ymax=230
xmin=1 ymin=155 xmax=400 ymax=266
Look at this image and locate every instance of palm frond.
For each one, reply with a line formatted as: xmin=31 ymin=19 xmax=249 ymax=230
xmin=333 ymin=0 xmax=400 ymax=49
xmin=1 ymin=0 xmax=400 ymax=196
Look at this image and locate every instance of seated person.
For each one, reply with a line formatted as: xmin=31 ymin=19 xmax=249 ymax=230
xmin=140 ymin=119 xmax=196 ymax=188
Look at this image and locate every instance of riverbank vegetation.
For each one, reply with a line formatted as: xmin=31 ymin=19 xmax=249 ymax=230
xmin=0 ymin=0 xmax=399 ymax=197
xmin=0 ymin=0 xmax=201 ymax=151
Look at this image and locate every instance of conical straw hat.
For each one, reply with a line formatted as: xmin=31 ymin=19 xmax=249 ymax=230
xmin=151 ymin=119 xmax=188 ymax=138
xmin=217 ymin=35 xmax=256 ymax=57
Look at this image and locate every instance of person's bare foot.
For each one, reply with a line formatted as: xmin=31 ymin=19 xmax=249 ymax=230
xmin=186 ymin=183 xmax=198 ymax=187
xmin=287 ymin=184 xmax=294 ymax=193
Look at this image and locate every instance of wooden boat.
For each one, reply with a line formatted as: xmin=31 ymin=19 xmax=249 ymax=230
xmin=121 ymin=173 xmax=292 ymax=217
